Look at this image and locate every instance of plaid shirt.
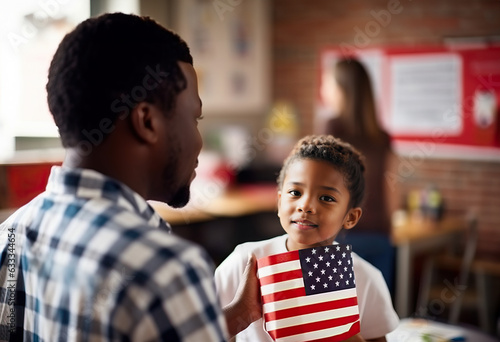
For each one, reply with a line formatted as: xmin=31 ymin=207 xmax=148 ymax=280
xmin=0 ymin=166 xmax=228 ymax=341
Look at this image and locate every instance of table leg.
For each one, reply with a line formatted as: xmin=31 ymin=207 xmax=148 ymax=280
xmin=396 ymin=242 xmax=411 ymax=317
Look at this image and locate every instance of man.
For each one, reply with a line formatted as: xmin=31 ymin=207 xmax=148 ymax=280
xmin=0 ymin=13 xmax=260 ymax=341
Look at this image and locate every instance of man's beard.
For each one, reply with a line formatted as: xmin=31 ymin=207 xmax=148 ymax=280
xmin=161 ymin=143 xmax=192 ymax=208
xmin=168 ymin=185 xmax=190 ymax=208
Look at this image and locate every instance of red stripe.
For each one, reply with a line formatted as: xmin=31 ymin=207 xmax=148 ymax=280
xmin=257 ymin=250 xmax=299 ymax=268
xmin=262 ymin=287 xmax=306 ymax=303
xmin=304 ymin=320 xmax=361 ymax=342
xmin=259 ymin=269 xmax=303 ymax=286
xmin=268 ymin=314 xmax=360 ymax=340
xmin=264 ymin=296 xmax=358 ymax=322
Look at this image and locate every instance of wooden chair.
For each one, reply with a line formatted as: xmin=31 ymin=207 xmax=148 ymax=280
xmin=416 ymin=214 xmax=500 ymax=335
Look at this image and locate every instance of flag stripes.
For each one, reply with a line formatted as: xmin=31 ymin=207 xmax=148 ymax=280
xmin=257 ymin=245 xmax=360 ymax=342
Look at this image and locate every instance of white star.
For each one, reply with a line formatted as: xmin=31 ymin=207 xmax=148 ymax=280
xmin=326 ymin=262 xmax=331 ymax=267
xmin=318 ymin=255 xmax=324 ymax=261
xmin=346 ymin=245 xmax=350 ymax=250
xmin=346 ymin=280 xmax=349 ymax=285
xmin=308 ymin=271 xmax=313 ymax=277
xmin=313 ymin=263 xmax=318 ymax=269
xmin=331 ymin=254 xmax=335 ymax=259
xmin=312 ymin=249 xmax=317 ymax=254
xmin=333 ymin=268 xmax=337 ymax=273
xmin=321 ymin=269 xmax=326 ymax=275
xmin=305 ymin=257 xmax=311 ymax=263
xmin=348 ymin=260 xmax=351 ymax=265
xmin=335 ymin=281 xmax=340 ymax=287
xmin=323 ymin=283 xmax=328 ymax=288
xmin=342 ymin=252 xmax=346 ymax=258
xmin=338 ymin=260 xmax=342 ymax=266
xmin=340 ymin=274 xmax=344 ymax=279
xmin=349 ymin=273 xmax=352 ymax=278
xmin=328 ymin=275 xmax=333 ymax=281
xmin=311 ymin=285 xmax=316 ymax=290
xmin=324 ymin=247 xmax=330 ymax=253
xmin=344 ymin=267 xmax=348 ymax=272
xmin=316 ymin=277 xmax=321 ymax=283
xmin=336 ymin=246 xmax=341 ymax=251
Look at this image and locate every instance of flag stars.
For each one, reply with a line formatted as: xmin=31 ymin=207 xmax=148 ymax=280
xmin=299 ymin=244 xmax=355 ymax=295
xmin=346 ymin=245 xmax=350 ymax=250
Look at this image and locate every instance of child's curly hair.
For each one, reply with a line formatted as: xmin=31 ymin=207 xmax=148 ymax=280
xmin=277 ymin=135 xmax=366 ymax=209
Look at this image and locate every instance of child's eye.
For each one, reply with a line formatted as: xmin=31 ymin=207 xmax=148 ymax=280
xmin=320 ymin=195 xmax=336 ymax=202
xmin=288 ymin=190 xmax=301 ymax=197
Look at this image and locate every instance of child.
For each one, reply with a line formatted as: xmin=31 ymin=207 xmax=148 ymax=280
xmin=215 ymin=135 xmax=399 ymax=341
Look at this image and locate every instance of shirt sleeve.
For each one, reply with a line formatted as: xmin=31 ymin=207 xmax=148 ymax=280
xmin=123 ymin=244 xmax=229 ymax=342
xmin=355 ymin=257 xmax=400 ymax=339
xmin=215 ymin=245 xmax=249 ymax=308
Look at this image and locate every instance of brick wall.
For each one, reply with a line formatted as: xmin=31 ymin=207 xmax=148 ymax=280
xmin=272 ymin=0 xmax=500 ymax=259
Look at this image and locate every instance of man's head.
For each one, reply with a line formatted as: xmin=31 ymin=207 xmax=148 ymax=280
xmin=47 ymin=12 xmax=192 ymax=149
xmin=47 ymin=13 xmax=203 ymax=207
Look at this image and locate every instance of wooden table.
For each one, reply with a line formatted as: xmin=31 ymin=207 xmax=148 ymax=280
xmin=391 ymin=214 xmax=467 ymax=318
xmin=149 ymin=184 xmax=278 ymax=225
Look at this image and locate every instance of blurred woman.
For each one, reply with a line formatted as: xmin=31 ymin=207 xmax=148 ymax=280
xmin=321 ymin=57 xmax=399 ymax=293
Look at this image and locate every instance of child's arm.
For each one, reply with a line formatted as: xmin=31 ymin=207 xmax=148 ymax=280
xmin=222 ymin=254 xmax=262 ymax=338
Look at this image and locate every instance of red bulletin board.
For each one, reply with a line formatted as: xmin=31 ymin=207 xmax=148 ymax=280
xmin=317 ymin=44 xmax=500 ymax=156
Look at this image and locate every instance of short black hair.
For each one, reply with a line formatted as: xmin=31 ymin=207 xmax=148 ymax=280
xmin=47 ymin=12 xmax=193 ymax=148
xmin=277 ymin=135 xmax=366 ymax=209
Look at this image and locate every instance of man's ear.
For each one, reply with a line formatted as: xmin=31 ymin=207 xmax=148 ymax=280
xmin=343 ymin=207 xmax=362 ymax=230
xmin=129 ymin=102 xmax=161 ymax=144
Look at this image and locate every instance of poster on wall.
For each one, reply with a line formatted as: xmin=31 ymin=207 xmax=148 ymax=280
xmin=174 ymin=0 xmax=270 ymax=116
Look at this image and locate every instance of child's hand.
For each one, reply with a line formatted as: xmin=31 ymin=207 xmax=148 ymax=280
xmin=223 ymin=254 xmax=262 ymax=338
xmin=343 ymin=333 xmax=366 ymax=341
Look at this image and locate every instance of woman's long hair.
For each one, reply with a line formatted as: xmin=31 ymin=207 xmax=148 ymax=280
xmin=333 ymin=58 xmax=387 ymax=143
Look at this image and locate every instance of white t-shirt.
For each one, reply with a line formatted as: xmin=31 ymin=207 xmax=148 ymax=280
xmin=215 ymin=234 xmax=399 ymax=341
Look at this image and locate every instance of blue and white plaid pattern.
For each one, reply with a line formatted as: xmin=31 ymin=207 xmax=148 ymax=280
xmin=0 ymin=166 xmax=228 ymax=341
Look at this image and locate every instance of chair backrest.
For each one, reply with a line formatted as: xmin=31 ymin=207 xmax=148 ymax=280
xmin=449 ymin=212 xmax=478 ymax=324
xmin=457 ymin=213 xmax=478 ymax=287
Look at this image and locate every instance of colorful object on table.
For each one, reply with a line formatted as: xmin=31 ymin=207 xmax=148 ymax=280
xmin=257 ymin=244 xmax=360 ymax=342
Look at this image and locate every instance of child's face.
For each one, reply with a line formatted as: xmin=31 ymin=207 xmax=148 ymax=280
xmin=278 ymin=158 xmax=362 ymax=251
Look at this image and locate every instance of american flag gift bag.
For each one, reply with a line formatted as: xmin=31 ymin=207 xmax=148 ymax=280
xmin=257 ymin=244 xmax=360 ymax=342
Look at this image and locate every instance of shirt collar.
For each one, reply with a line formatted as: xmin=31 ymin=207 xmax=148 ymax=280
xmin=46 ymin=166 xmax=171 ymax=232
